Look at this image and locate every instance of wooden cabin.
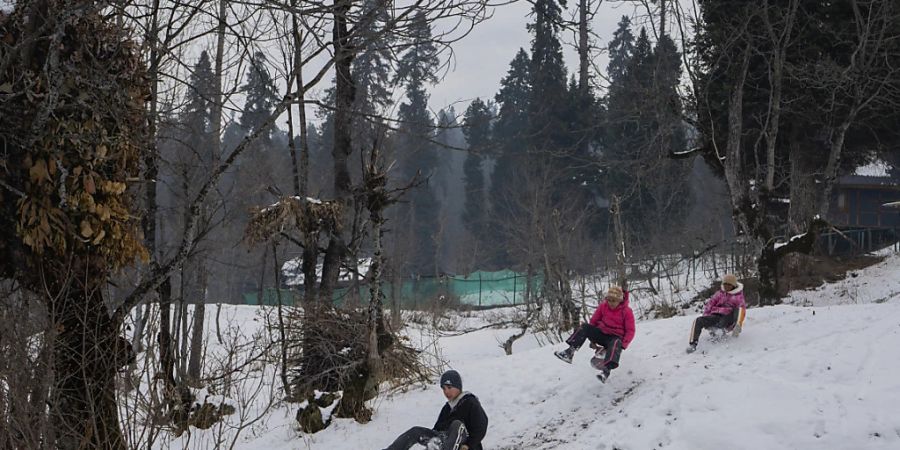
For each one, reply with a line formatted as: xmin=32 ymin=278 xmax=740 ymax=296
xmin=828 ymin=174 xmax=900 ymax=228
xmin=821 ymin=171 xmax=900 ymax=254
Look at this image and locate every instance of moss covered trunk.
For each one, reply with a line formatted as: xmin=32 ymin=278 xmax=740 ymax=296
xmin=50 ymin=284 xmax=128 ymax=450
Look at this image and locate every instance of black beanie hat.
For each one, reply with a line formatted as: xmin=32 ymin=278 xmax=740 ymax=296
xmin=439 ymin=369 xmax=463 ymax=390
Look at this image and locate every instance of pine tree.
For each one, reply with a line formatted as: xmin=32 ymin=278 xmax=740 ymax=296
xmin=493 ymin=49 xmax=531 ymax=156
xmin=433 ymin=108 xmax=459 ymax=200
xmin=528 ymin=0 xmax=570 ymax=154
xmin=351 ymin=0 xmax=394 ymax=149
xmin=393 ymin=11 xmax=441 ymax=275
xmin=236 ymin=51 xmax=283 ymax=222
xmin=184 ymin=51 xmax=215 ymax=134
xmin=602 ymin=25 xmax=691 ymax=243
xmin=462 ymin=98 xmax=492 ymax=246
xmin=240 ymin=51 xmax=278 ymax=140
xmin=182 ymin=51 xmax=216 ymax=162
xmin=607 ymin=16 xmax=635 ymax=85
xmin=488 ymin=49 xmax=532 ymax=266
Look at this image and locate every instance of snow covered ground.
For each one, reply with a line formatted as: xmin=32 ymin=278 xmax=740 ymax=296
xmin=147 ymin=250 xmax=900 ymax=450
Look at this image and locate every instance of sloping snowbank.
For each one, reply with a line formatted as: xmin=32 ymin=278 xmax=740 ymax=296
xmin=144 ymin=250 xmax=900 ymax=450
xmin=785 ymin=249 xmax=900 ymax=307
xmin=297 ymin=302 xmax=900 ymax=450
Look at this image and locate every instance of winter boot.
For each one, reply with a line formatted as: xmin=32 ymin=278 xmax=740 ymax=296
xmin=597 ymin=368 xmax=611 ymax=383
xmin=440 ymin=420 xmax=468 ymax=450
xmin=686 ymin=342 xmax=698 ymax=354
xmin=554 ymin=346 xmax=575 ymax=364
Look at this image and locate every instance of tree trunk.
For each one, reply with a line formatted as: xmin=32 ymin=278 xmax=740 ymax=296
xmin=177 ymin=271 xmax=190 ymax=381
xmin=257 ymin=246 xmax=268 ymax=306
xmin=143 ymin=0 xmax=176 ymax=392
xmin=611 ymin=195 xmax=627 ymax=289
xmin=50 ymin=287 xmax=127 ymax=450
xmin=761 ymin=0 xmax=797 ymax=192
xmin=757 ymin=244 xmax=779 ymax=304
xmin=288 ymin=2 xmax=311 ymax=198
xmin=783 ymin=129 xmax=825 ymax=287
xmin=366 ymin=202 xmax=386 ymax=395
xmin=131 ymin=299 xmax=149 ymax=354
xmin=272 ymin=243 xmax=292 ymax=398
xmin=203 ymin=0 xmax=225 ymax=358
xmin=391 ymin=267 xmax=402 ymax=327
xmin=158 ymin=277 xmax=175 ymax=386
xmin=319 ymin=0 xmax=354 ymax=303
xmin=577 ymin=0 xmax=589 ymax=94
xmin=211 ymin=0 xmax=225 ymax=164
xmin=659 ymin=0 xmax=666 ymax=37
xmin=302 ymin=236 xmax=319 ymax=304
xmin=788 ymin=138 xmax=819 ymax=231
xmin=187 ymin=260 xmax=207 ymax=382
xmin=722 ymin=47 xmax=780 ymax=305
xmin=817 ymin=121 xmax=853 ymax=218
xmin=543 ymin=252 xmax=576 ymax=332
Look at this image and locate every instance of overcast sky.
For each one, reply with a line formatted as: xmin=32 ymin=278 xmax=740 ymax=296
xmin=232 ymin=0 xmax=691 ymax=130
xmin=427 ymin=0 xmax=655 ymax=114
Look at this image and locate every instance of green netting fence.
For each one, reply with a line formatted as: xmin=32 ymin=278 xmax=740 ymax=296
xmin=243 ymin=270 xmax=543 ymax=309
xmin=242 ymin=288 xmax=299 ymax=306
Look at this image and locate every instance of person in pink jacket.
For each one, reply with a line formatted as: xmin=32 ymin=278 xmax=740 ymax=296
xmin=554 ymin=286 xmax=635 ymax=382
xmin=686 ymin=273 xmax=747 ymax=353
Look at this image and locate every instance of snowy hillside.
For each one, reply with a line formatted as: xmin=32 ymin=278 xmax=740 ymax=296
xmin=149 ymin=251 xmax=900 ymax=450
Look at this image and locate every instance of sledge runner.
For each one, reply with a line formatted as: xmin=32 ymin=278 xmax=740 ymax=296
xmin=382 ymin=370 xmax=488 ymax=450
xmin=554 ymin=286 xmax=636 ymax=383
xmin=686 ymin=274 xmax=747 ymax=354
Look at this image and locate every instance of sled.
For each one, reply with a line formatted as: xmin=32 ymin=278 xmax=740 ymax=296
xmin=725 ymin=306 xmax=747 ymax=337
xmin=709 ymin=306 xmax=747 ymax=342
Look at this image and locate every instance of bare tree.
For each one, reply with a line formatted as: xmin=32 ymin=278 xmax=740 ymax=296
xmin=686 ymin=0 xmax=900 ymax=303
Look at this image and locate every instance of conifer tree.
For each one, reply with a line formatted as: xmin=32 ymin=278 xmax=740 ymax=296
xmin=240 ymin=52 xmax=278 ymax=141
xmin=351 ymin=0 xmax=394 ymax=149
xmin=488 ymin=49 xmax=532 ymax=266
xmin=492 ymin=49 xmax=531 ymax=156
xmin=528 ymin=0 xmax=570 ymax=155
xmin=607 ymin=16 xmax=635 ymax=85
xmin=603 ymin=24 xmax=691 ymax=243
xmin=184 ymin=51 xmax=215 ymax=139
xmin=393 ymin=11 xmax=441 ymax=275
xmin=462 ymin=98 xmax=492 ymax=246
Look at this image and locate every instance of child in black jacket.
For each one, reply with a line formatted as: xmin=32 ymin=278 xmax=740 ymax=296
xmin=382 ymin=370 xmax=488 ymax=450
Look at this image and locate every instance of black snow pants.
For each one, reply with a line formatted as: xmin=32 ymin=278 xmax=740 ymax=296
xmin=384 ymin=420 xmax=467 ymax=450
xmin=689 ymin=308 xmax=739 ymax=345
xmin=565 ymin=323 xmax=624 ymax=370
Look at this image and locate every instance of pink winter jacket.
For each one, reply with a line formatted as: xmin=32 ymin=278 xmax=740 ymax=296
xmin=703 ymin=283 xmax=747 ymax=316
xmin=589 ymin=291 xmax=636 ymax=349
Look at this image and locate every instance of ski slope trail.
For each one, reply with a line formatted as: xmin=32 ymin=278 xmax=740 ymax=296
xmin=301 ymin=301 xmax=900 ymax=450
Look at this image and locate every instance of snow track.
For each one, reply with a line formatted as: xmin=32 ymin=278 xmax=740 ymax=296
xmin=294 ymin=301 xmax=900 ymax=450
xmin=151 ymin=252 xmax=900 ymax=450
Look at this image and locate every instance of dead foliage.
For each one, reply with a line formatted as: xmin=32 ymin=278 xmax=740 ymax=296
xmin=286 ymin=306 xmax=433 ymax=426
xmin=244 ymin=196 xmax=342 ymax=245
xmin=778 ymin=253 xmax=884 ymax=295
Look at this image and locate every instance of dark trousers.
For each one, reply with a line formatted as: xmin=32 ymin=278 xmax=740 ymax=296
xmin=565 ymin=323 xmax=624 ymax=370
xmin=385 ymin=420 xmax=466 ymax=450
xmin=689 ymin=308 xmax=738 ymax=344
